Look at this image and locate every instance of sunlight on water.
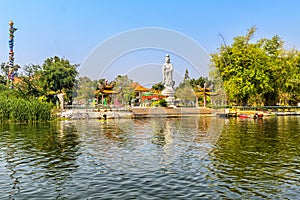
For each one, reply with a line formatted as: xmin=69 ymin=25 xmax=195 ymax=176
xmin=0 ymin=116 xmax=299 ymax=199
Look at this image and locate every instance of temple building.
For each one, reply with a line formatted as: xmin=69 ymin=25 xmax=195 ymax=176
xmin=130 ymin=82 xmax=150 ymax=106
xmin=94 ymin=80 xmax=119 ymax=106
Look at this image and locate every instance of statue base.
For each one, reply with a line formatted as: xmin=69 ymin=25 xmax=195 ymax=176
xmin=161 ymin=86 xmax=174 ymax=97
xmin=161 ymin=87 xmax=175 ymax=106
xmin=165 ymin=96 xmax=175 ymax=106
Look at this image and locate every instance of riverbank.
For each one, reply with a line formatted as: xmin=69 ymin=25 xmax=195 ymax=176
xmin=60 ymin=107 xmax=215 ymax=119
xmin=132 ymin=107 xmax=213 ymax=118
xmin=59 ymin=106 xmax=300 ymax=120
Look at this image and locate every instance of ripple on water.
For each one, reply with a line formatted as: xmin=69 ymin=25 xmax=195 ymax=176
xmin=1 ymin=117 xmax=300 ymax=199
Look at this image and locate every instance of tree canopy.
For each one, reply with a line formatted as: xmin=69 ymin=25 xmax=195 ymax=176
xmin=39 ymin=56 xmax=78 ymax=102
xmin=114 ymin=75 xmax=135 ymax=105
xmin=6 ymin=57 xmax=79 ymax=104
xmin=210 ymin=27 xmax=300 ymax=106
xmin=74 ymin=76 xmax=98 ymax=104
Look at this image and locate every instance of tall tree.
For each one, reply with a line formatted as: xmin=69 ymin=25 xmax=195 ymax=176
xmin=175 ymin=79 xmax=196 ymax=106
xmin=74 ymin=76 xmax=98 ymax=104
xmin=114 ymin=75 xmax=135 ymax=105
xmin=210 ymin=27 xmax=292 ymax=106
xmin=151 ymin=82 xmax=164 ymax=94
xmin=16 ymin=64 xmax=43 ymax=97
xmin=39 ymin=56 xmax=78 ymax=102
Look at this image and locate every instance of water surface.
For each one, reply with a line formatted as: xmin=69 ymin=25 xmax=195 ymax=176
xmin=0 ymin=116 xmax=299 ymax=199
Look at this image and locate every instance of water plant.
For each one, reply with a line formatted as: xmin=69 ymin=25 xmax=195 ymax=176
xmin=0 ymin=92 xmax=52 ymax=123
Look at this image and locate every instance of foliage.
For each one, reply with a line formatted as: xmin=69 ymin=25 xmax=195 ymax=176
xmin=150 ymin=99 xmax=168 ymax=107
xmin=114 ymin=75 xmax=135 ymax=105
xmin=151 ymin=101 xmax=160 ymax=107
xmin=210 ymin=26 xmax=300 ymax=106
xmin=16 ymin=64 xmax=43 ymax=97
xmin=39 ymin=56 xmax=78 ymax=103
xmin=175 ymin=70 xmax=210 ymax=106
xmin=73 ymin=76 xmax=98 ymax=104
xmin=189 ymin=77 xmax=206 ymax=89
xmin=0 ymin=62 xmax=10 ymax=77
xmin=0 ymin=56 xmax=78 ymax=123
xmin=175 ymin=80 xmax=196 ymax=105
xmin=0 ymin=91 xmax=52 ymax=123
xmin=151 ymin=82 xmax=164 ymax=93
xmin=159 ymin=99 xmax=168 ymax=107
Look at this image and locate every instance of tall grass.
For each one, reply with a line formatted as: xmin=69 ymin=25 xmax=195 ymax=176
xmin=0 ymin=93 xmax=52 ymax=123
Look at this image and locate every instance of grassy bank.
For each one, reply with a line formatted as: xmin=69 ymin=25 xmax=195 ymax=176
xmin=0 ymin=93 xmax=52 ymax=123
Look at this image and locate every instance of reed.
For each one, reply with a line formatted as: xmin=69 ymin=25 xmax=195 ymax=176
xmin=0 ymin=93 xmax=52 ymax=123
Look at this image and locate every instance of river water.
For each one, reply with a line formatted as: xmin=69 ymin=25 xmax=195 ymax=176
xmin=0 ymin=116 xmax=300 ymax=199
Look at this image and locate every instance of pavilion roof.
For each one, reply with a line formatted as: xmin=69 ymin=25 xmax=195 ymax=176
xmin=94 ymin=89 xmax=119 ymax=95
xmin=131 ymin=82 xmax=150 ymax=92
xmin=196 ymin=92 xmax=218 ymax=96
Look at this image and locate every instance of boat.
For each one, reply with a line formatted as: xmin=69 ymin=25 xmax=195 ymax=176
xmin=253 ymin=113 xmax=263 ymax=119
xmin=239 ymin=114 xmax=250 ymax=118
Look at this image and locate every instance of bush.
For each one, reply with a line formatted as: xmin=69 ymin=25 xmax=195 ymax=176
xmin=159 ymin=99 xmax=168 ymax=107
xmin=0 ymin=92 xmax=52 ymax=123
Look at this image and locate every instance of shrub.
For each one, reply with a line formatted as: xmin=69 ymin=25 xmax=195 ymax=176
xmin=0 ymin=92 xmax=52 ymax=123
xmin=159 ymin=99 xmax=168 ymax=107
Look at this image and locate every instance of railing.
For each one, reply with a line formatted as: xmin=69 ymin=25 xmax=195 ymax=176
xmin=64 ymin=104 xmax=300 ymax=112
xmin=64 ymin=105 xmax=96 ymax=110
xmin=64 ymin=104 xmax=133 ymax=112
xmin=232 ymin=106 xmax=300 ymax=112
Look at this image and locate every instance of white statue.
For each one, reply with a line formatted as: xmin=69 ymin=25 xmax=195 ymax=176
xmin=161 ymin=54 xmax=175 ymax=105
xmin=162 ymin=54 xmax=174 ymax=87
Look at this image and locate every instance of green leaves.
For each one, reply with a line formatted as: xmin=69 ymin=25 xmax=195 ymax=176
xmin=40 ymin=56 xmax=78 ymax=103
xmin=74 ymin=76 xmax=98 ymax=104
xmin=114 ymin=75 xmax=135 ymax=105
xmin=211 ymin=27 xmax=300 ymax=106
xmin=0 ymin=92 xmax=51 ymax=123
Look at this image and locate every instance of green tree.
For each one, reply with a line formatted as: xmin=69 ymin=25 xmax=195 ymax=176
xmin=210 ymin=27 xmax=289 ymax=106
xmin=74 ymin=76 xmax=98 ymax=104
xmin=279 ymin=50 xmax=300 ymax=105
xmin=0 ymin=63 xmax=10 ymax=85
xmin=0 ymin=62 xmax=9 ymax=76
xmin=189 ymin=77 xmax=206 ymax=90
xmin=16 ymin=64 xmax=42 ymax=97
xmin=151 ymin=82 xmax=164 ymax=93
xmin=39 ymin=56 xmax=78 ymax=103
xmin=114 ymin=75 xmax=135 ymax=105
xmin=175 ymin=79 xmax=196 ymax=106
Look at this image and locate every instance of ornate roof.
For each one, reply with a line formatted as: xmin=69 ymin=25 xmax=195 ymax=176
xmin=131 ymin=82 xmax=150 ymax=92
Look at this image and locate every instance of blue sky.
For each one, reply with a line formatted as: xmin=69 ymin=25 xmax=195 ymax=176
xmin=1 ymin=0 xmax=300 ymax=85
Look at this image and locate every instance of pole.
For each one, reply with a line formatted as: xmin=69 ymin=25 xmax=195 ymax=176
xmin=8 ymin=20 xmax=18 ymax=86
xmin=204 ymin=93 xmax=206 ymax=108
xmin=203 ymin=82 xmax=207 ymax=108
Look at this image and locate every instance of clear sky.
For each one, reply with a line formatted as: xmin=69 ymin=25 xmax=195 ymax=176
xmin=1 ymin=0 xmax=300 ymax=86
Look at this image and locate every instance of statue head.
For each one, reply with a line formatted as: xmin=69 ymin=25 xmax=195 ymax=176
xmin=165 ymin=54 xmax=170 ymax=63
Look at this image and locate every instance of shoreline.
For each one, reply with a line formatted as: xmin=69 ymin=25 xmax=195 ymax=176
xmin=60 ymin=107 xmax=300 ymax=120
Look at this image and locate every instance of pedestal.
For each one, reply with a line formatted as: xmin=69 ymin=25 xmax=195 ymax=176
xmin=161 ymin=86 xmax=175 ymax=106
xmin=166 ymin=96 xmax=175 ymax=106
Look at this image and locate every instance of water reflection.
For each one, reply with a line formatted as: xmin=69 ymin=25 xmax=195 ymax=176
xmin=1 ymin=116 xmax=300 ymax=199
xmin=0 ymin=121 xmax=80 ymax=199
xmin=210 ymin=117 xmax=300 ymax=199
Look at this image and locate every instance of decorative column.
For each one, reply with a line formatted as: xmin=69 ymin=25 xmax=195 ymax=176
xmin=8 ymin=20 xmax=18 ymax=83
xmin=203 ymin=83 xmax=207 ymax=108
